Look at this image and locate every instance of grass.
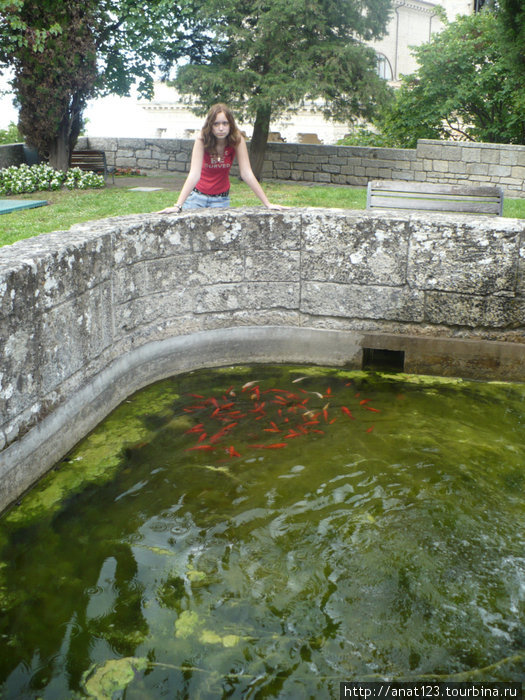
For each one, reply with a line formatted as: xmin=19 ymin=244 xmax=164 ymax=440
xmin=1 ymin=176 xmax=524 ymax=249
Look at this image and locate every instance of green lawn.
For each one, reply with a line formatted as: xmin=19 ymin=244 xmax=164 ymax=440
xmin=1 ymin=178 xmax=524 ymax=249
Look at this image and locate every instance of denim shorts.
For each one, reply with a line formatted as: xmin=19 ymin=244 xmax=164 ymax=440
xmin=182 ymin=189 xmax=230 ymax=210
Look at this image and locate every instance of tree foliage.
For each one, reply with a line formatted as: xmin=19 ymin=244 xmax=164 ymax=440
xmin=0 ymin=0 xmax=202 ymax=169
xmin=173 ymin=0 xmax=393 ymax=178
xmin=378 ymin=10 xmax=525 ymax=148
xmin=0 ymin=121 xmax=22 ymax=145
xmin=497 ymin=0 xmax=525 ymax=77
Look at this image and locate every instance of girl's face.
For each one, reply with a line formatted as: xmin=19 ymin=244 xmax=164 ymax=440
xmin=212 ymin=112 xmax=230 ymax=140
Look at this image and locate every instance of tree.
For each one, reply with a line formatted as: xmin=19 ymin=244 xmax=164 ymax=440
xmin=497 ymin=0 xmax=525 ymax=77
xmin=0 ymin=0 xmax=204 ymax=170
xmin=378 ymin=10 xmax=525 ymax=147
xmin=174 ymin=0 xmax=393 ymax=179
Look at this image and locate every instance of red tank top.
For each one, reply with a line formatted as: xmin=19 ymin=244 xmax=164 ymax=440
xmin=195 ymin=146 xmax=236 ymax=195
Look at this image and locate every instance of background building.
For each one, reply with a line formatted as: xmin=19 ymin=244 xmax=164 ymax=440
xmin=81 ymin=0 xmax=479 ymax=144
xmin=369 ymin=0 xmax=474 ymax=83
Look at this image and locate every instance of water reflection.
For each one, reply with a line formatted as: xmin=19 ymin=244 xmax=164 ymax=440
xmin=0 ymin=367 xmax=524 ymax=697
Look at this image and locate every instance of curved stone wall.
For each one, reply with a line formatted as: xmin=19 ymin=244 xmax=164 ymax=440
xmin=1 ymin=208 xmax=524 ymax=513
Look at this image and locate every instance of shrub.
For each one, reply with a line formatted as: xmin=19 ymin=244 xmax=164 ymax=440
xmin=0 ymin=122 xmax=22 ymax=145
xmin=337 ymin=126 xmax=395 ymax=148
xmin=0 ymin=163 xmax=105 ymax=195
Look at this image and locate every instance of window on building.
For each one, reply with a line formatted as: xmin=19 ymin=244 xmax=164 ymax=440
xmin=376 ymin=53 xmax=394 ymax=81
xmin=474 ymin=0 xmax=486 ymax=10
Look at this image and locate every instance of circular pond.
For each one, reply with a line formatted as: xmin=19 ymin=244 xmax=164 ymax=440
xmin=0 ymin=365 xmax=524 ymax=698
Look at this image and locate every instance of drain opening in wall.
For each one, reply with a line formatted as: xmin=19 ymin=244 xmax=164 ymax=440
xmin=362 ymin=348 xmax=405 ymax=372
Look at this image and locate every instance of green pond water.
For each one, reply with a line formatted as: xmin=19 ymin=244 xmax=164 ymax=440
xmin=1 ymin=365 xmax=525 ymax=699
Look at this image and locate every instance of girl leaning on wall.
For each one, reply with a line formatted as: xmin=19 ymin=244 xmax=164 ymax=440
xmin=158 ymin=103 xmax=286 ymax=213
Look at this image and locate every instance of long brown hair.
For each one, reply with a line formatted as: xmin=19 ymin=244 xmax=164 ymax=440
xmin=201 ymin=103 xmax=242 ymax=153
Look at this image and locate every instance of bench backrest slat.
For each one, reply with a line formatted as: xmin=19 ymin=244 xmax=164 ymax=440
xmin=366 ymin=179 xmax=503 ymax=216
xmin=70 ymin=149 xmax=114 ymax=182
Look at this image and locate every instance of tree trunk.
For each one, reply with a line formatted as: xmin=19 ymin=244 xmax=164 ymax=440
xmin=48 ymin=115 xmax=72 ymax=171
xmin=48 ymin=92 xmax=84 ymax=171
xmin=248 ymin=104 xmax=272 ymax=181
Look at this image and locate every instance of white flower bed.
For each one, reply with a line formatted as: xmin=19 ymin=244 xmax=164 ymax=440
xmin=0 ymin=164 xmax=105 ymax=195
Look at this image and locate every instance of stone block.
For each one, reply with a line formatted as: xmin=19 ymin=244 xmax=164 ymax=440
xmin=298 ymin=154 xmax=329 ymax=164
xmin=113 ymin=259 xmax=149 ymax=304
xmin=393 ymin=160 xmax=412 ymax=170
xmin=301 ymin=281 xmax=425 ymax=322
xmin=35 ymin=283 xmax=114 ymax=396
xmin=500 ymin=148 xmax=525 ymax=166
xmin=167 ymin=161 xmax=187 ymax=172
xmin=447 ymin=161 xmax=467 ymax=174
xmin=0 ymin=320 xmax=41 ymax=424
xmin=439 ymin=146 xmax=463 ymax=162
xmin=489 ymin=164 xmax=511 ymax=177
xmin=511 ymin=165 xmax=525 ymax=180
xmin=0 ymin=229 xmax=113 ymax=319
xmin=116 ymin=149 xmax=136 ymax=158
xmin=115 ymin=157 xmax=138 ymax=168
xmin=152 ymin=150 xmax=170 ymax=161
xmin=432 ymin=160 xmax=449 ymax=173
xmin=194 ymin=281 xmax=300 ymax=313
xmin=245 ymin=250 xmax=300 ymax=281
xmin=416 ymin=142 xmax=443 ymax=159
xmin=301 ymin=211 xmax=410 ymax=286
xmin=322 ymin=164 xmax=341 ymax=174
xmin=278 ymin=152 xmax=298 ymax=163
xmin=110 ymin=215 xmax=193 ymax=263
xmin=137 ymin=158 xmax=159 ymax=169
xmin=425 ymin=291 xmax=523 ymax=328
xmin=87 ymin=137 xmax=118 ymax=152
xmin=480 ymin=148 xmax=501 ymax=164
xmin=295 ymin=161 xmax=319 ymax=171
xmin=407 ymin=218 xmax=522 ymax=295
xmin=114 ymin=286 xmax=194 ymax=333
xmin=461 ymin=146 xmax=481 ymax=163
xmin=466 ymin=162 xmax=489 ymax=176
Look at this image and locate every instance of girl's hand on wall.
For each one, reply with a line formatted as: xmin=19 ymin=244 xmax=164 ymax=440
xmin=266 ymin=203 xmax=290 ymax=210
xmin=156 ymin=206 xmax=182 ymax=214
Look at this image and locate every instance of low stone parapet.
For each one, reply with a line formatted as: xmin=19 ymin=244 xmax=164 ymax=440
xmin=0 ymin=208 xmax=524 ymax=512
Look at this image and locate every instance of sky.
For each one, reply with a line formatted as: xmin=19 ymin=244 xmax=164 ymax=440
xmin=0 ymin=72 xmax=148 ymax=137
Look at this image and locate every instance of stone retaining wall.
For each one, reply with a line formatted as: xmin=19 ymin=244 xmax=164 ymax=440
xmin=0 ymin=143 xmax=26 ymax=168
xmin=3 ymin=138 xmax=525 ymax=197
xmin=76 ymin=136 xmax=525 ymax=198
xmin=1 ymin=208 xmax=524 ymax=512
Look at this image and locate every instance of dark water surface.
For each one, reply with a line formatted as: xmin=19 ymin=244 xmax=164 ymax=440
xmin=1 ymin=366 xmax=524 ymax=698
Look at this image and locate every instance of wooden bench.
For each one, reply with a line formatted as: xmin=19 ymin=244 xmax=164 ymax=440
xmin=70 ymin=150 xmax=115 ymax=183
xmin=366 ymin=180 xmax=503 ymax=216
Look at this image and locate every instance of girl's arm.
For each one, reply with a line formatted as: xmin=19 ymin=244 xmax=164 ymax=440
xmin=157 ymin=138 xmax=204 ymax=213
xmin=236 ymin=137 xmax=287 ymax=210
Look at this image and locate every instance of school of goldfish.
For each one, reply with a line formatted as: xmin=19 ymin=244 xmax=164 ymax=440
xmin=182 ymin=375 xmax=380 ymax=461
